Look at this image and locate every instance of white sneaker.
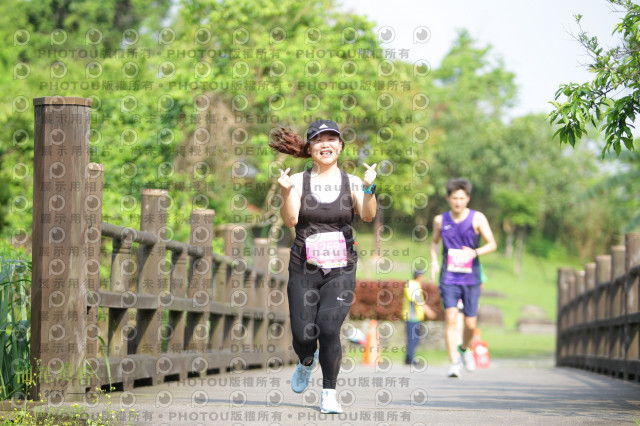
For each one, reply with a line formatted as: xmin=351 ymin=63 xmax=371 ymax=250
xmin=291 ymin=349 xmax=319 ymax=393
xmin=458 ymin=345 xmax=476 ymax=372
xmin=320 ymin=389 xmax=343 ymax=414
xmin=447 ymin=362 xmax=462 ymax=378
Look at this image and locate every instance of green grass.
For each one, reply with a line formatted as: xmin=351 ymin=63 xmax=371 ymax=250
xmin=0 ymin=243 xmax=31 ymax=400
xmin=480 ymin=327 xmax=556 ymax=359
xmin=379 ymin=327 xmax=555 ymax=366
xmin=411 ymin=348 xmax=450 ymax=365
xmin=375 ymin=347 xmax=450 ymax=366
xmin=353 ymin=230 xmax=583 ymax=361
xmin=475 ymin=249 xmax=582 ymax=329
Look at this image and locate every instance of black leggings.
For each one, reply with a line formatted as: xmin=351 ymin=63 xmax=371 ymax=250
xmin=287 ymin=261 xmax=356 ymax=389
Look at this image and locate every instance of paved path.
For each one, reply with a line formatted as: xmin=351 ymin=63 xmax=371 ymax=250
xmin=42 ymin=358 xmax=640 ymax=425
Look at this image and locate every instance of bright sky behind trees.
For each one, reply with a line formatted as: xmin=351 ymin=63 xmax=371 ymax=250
xmin=341 ymin=0 xmax=621 ymax=117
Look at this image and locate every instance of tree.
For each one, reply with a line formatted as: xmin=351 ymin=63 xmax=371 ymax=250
xmin=549 ymin=0 xmax=640 ymax=157
xmin=581 ymin=151 xmax=640 ymax=233
xmin=426 ymin=30 xmax=517 ymax=218
xmin=492 ymin=186 xmax=541 ymax=275
xmin=0 ymin=0 xmax=435 ymax=247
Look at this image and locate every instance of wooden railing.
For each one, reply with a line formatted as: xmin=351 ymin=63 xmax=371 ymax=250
xmin=556 ymin=234 xmax=640 ymax=381
xmin=30 ymin=96 xmax=294 ymax=404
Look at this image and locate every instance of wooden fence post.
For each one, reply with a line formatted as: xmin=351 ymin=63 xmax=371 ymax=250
xmin=167 ymin=248 xmax=187 ymax=355
xmin=574 ymin=270 xmax=585 ymax=356
xmin=30 ymin=96 xmax=92 ymax=403
xmin=585 ymin=263 xmax=596 ymax=319
xmin=626 ymin=235 xmax=640 ymax=315
xmin=576 ymin=270 xmax=585 ymax=325
xmin=611 ymin=245 xmax=626 ymax=319
xmin=556 ymin=268 xmax=573 ymax=365
xmin=108 ymin=234 xmax=133 ymax=360
xmin=568 ymin=270 xmax=579 ymax=329
xmin=252 ymin=238 xmax=271 ymax=364
xmin=584 ymin=262 xmax=596 ymax=359
xmin=625 ymin=234 xmax=640 ymax=380
xmin=186 ymin=209 xmax=214 ymax=359
xmin=85 ymin=163 xmax=103 ymax=393
xmin=595 ymin=255 xmax=611 ymax=321
xmin=161 ymin=242 xmax=188 ymax=383
xmin=276 ymin=247 xmax=293 ymax=363
xmin=595 ymin=255 xmax=611 ymax=362
xmin=135 ymin=189 xmax=168 ymax=385
xmin=611 ymin=246 xmax=626 ymax=368
xmin=222 ymin=224 xmax=247 ymax=370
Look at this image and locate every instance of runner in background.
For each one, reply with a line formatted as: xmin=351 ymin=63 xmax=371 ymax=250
xmin=270 ymin=119 xmax=377 ymax=413
xmin=402 ymin=269 xmax=440 ymax=365
xmin=429 ymin=178 xmax=497 ymax=378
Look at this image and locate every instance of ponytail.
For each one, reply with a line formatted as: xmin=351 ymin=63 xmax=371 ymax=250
xmin=269 ymin=127 xmax=311 ymax=158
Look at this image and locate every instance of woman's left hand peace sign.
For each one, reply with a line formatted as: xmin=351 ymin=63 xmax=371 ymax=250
xmin=363 ymin=163 xmax=377 ymax=187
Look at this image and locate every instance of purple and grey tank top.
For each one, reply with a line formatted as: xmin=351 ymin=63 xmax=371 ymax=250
xmin=439 ymin=210 xmax=481 ymax=285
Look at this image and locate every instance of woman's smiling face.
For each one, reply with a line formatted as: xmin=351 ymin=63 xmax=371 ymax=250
xmin=310 ymin=131 xmax=342 ymax=165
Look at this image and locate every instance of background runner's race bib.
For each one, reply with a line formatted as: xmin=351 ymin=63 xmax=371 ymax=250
xmin=447 ymin=248 xmax=472 ymax=273
xmin=305 ymin=231 xmax=348 ymax=268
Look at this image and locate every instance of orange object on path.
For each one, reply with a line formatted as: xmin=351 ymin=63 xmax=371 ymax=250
xmin=471 ymin=328 xmax=490 ymax=368
xmin=362 ymin=319 xmax=381 ymax=366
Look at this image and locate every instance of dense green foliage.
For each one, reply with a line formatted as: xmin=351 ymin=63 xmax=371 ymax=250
xmin=581 ymin=151 xmax=640 ymax=234
xmin=0 ymin=0 xmax=434 ymax=245
xmin=549 ymin=0 xmax=640 ymax=156
xmin=0 ymin=0 xmax=635 ymax=259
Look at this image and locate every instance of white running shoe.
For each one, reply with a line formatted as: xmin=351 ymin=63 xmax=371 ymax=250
xmin=447 ymin=361 xmax=462 ymax=378
xmin=291 ymin=349 xmax=319 ymax=393
xmin=320 ymin=389 xmax=343 ymax=414
xmin=458 ymin=345 xmax=476 ymax=372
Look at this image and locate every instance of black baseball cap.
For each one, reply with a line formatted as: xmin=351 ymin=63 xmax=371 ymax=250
xmin=306 ymin=119 xmax=341 ymax=141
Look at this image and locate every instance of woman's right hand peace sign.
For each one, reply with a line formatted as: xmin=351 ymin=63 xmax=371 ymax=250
xmin=278 ymin=168 xmax=293 ymax=191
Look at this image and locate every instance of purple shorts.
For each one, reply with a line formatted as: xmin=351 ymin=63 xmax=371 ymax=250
xmin=439 ymin=283 xmax=482 ymax=317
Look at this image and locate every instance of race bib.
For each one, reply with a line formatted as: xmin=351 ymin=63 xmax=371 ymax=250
xmin=305 ymin=231 xmax=348 ymax=268
xmin=447 ymin=248 xmax=472 ymax=273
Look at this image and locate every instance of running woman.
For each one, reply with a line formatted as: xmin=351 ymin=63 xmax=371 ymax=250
xmin=430 ymin=178 xmax=497 ymax=378
xmin=269 ymin=119 xmax=377 ymax=413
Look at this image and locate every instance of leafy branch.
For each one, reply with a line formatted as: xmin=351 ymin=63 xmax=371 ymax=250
xmin=549 ymin=0 xmax=640 ymax=157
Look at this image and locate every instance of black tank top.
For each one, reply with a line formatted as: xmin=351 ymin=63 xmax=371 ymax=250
xmin=290 ymin=168 xmax=357 ymax=266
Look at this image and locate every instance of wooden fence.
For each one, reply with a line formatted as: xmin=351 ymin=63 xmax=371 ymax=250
xmin=30 ymin=96 xmax=294 ymax=404
xmin=556 ymin=234 xmax=640 ymax=381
